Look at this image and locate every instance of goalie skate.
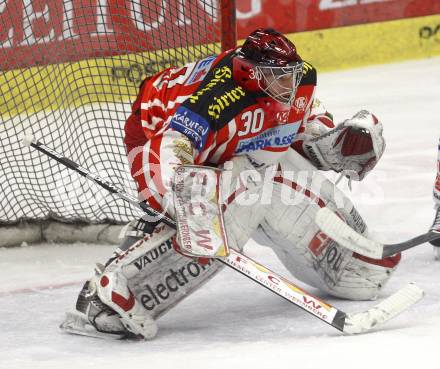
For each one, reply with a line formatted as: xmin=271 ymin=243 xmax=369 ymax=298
xmin=60 ymin=280 xmax=132 ymax=340
xmin=60 ymin=311 xmax=128 ymax=340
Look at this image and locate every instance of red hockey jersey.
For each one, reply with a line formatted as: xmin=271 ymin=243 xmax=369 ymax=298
xmin=124 ymin=50 xmax=331 ymax=210
xmin=125 ymin=50 xmax=324 ymax=166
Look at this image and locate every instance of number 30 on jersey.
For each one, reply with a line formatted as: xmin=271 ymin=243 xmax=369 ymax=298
xmin=238 ymin=108 xmax=264 ymax=136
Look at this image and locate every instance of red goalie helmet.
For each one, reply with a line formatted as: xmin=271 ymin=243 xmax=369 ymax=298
xmin=233 ymin=28 xmax=303 ymax=105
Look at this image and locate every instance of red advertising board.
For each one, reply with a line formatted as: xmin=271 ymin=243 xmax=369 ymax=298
xmin=0 ymin=0 xmax=221 ymax=70
xmin=237 ymin=0 xmax=440 ymax=36
xmin=1 ymin=0 xmax=440 ymax=70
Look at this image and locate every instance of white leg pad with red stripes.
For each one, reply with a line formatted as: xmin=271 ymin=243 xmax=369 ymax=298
xmin=95 ymin=270 xmax=158 ymax=339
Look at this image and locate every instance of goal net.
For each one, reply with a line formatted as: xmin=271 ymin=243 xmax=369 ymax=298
xmin=0 ymin=0 xmax=236 ymax=246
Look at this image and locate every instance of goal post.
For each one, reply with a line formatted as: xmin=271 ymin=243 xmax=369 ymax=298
xmin=0 ymin=0 xmax=237 ymax=247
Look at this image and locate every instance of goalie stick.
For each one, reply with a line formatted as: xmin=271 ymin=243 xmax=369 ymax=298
xmin=22 ymin=135 xmax=424 ymax=334
xmin=315 ymin=207 xmax=440 ymax=259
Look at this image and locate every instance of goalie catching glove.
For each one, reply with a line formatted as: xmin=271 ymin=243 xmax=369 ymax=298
xmin=303 ymin=110 xmax=385 ymax=181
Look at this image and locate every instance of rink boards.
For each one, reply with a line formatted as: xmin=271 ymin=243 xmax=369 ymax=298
xmin=1 ymin=13 xmax=440 ymax=119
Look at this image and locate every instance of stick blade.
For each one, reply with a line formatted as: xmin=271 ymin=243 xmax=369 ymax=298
xmin=343 ymin=283 xmax=424 ymax=334
xmin=315 ymin=207 xmax=383 ymax=259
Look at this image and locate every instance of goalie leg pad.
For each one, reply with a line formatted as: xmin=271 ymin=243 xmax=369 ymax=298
xmin=98 ymin=223 xmax=225 ymax=338
xmin=99 ymin=221 xmax=223 ymax=328
xmin=258 ymin=150 xmax=400 ymax=301
xmin=66 ymin=221 xmax=223 ymax=339
xmin=126 ymin=243 xmax=223 ymax=320
xmin=95 ymin=267 xmax=158 ymax=339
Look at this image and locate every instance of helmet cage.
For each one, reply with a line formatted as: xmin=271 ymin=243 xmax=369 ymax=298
xmin=254 ymin=62 xmax=303 ymax=105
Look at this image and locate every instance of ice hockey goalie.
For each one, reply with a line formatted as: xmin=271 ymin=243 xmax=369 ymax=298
xmin=61 ymin=28 xmax=398 ymax=340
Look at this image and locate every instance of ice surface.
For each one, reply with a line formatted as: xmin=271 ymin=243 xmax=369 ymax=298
xmin=1 ymin=57 xmax=440 ymax=369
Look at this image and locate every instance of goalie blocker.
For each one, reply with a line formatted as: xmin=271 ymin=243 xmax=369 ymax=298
xmin=61 ymin=150 xmax=407 ymax=339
